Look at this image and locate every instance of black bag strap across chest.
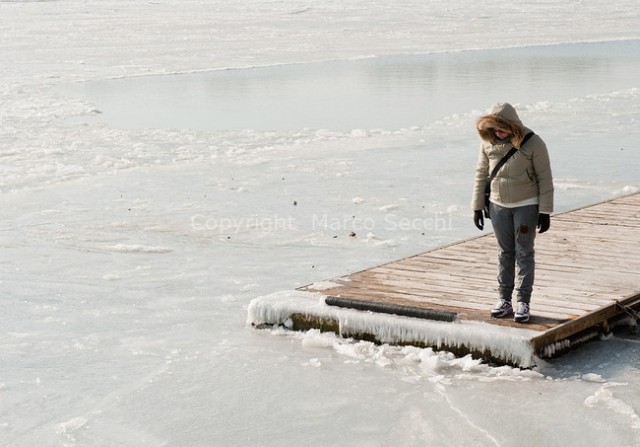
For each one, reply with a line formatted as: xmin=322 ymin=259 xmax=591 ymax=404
xmin=488 ymin=131 xmax=535 ymax=184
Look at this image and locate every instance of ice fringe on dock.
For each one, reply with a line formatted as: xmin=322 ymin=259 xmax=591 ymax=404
xmin=247 ymin=290 xmax=540 ymax=367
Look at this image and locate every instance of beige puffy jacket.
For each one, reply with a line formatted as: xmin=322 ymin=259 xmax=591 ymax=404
xmin=471 ymin=103 xmax=554 ymax=214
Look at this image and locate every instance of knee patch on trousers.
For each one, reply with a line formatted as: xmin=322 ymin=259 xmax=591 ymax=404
xmin=516 ymin=224 xmax=535 ymax=255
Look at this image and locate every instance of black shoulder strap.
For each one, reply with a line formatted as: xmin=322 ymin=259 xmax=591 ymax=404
xmin=520 ymin=131 xmax=535 ymax=148
xmin=488 ymin=131 xmax=535 ymax=182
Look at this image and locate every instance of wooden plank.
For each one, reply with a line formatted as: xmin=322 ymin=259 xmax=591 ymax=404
xmin=358 ymin=269 xmax=612 ymax=310
xmin=312 ymin=276 xmax=590 ymax=320
xmin=531 ymin=292 xmax=640 ymax=352
xmin=365 ymin=264 xmax=626 ymax=308
xmin=313 ymin=287 xmax=560 ymax=331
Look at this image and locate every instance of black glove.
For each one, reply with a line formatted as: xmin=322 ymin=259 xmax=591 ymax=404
xmin=473 ymin=210 xmax=484 ymax=231
xmin=538 ymin=213 xmax=550 ymax=234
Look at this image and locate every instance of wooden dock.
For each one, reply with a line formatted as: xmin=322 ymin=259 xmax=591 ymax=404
xmin=248 ymin=193 xmax=640 ymax=367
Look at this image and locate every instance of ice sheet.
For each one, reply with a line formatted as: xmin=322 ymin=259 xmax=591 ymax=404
xmin=1 ymin=1 xmax=640 ymax=446
xmin=64 ymin=41 xmax=640 ymax=132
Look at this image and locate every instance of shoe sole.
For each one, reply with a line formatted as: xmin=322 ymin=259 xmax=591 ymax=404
xmin=514 ymin=315 xmax=530 ymax=323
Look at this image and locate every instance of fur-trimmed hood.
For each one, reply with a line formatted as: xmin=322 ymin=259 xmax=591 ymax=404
xmin=477 ymin=103 xmax=526 ymax=147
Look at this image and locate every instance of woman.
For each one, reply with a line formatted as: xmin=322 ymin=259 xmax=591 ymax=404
xmin=471 ymin=103 xmax=554 ymax=323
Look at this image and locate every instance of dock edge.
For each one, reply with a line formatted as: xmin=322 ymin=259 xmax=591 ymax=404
xmin=247 ymin=290 xmax=540 ymax=367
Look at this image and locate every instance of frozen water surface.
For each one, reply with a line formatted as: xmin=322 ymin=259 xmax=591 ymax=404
xmin=70 ymin=41 xmax=640 ymax=132
xmin=1 ymin=1 xmax=640 ymax=446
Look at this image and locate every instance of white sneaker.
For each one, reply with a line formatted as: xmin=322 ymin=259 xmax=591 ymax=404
xmin=490 ymin=299 xmax=513 ymax=318
xmin=514 ymin=302 xmax=530 ymax=323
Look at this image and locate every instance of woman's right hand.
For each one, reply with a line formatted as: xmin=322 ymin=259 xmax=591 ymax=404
xmin=473 ymin=210 xmax=484 ymax=231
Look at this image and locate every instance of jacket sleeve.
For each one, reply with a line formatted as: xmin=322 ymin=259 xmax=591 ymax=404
xmin=533 ymin=139 xmax=554 ymax=214
xmin=471 ymin=143 xmax=490 ymax=211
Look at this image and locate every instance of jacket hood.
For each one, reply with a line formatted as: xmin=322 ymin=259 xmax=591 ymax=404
xmin=477 ymin=102 xmax=526 ymax=147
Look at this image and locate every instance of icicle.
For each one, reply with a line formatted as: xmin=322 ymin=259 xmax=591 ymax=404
xmin=247 ymin=291 xmax=539 ymax=367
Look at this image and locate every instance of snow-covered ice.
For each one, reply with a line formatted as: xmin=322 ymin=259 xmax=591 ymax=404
xmin=1 ymin=1 xmax=640 ymax=446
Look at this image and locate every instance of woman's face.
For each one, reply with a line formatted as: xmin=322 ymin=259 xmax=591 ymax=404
xmin=493 ymin=128 xmax=510 ymax=140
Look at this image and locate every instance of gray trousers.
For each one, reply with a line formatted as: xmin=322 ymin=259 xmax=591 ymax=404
xmin=489 ymin=203 xmax=539 ymax=304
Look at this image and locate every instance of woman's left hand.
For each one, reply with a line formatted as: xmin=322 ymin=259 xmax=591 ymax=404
xmin=538 ymin=214 xmax=550 ymax=233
